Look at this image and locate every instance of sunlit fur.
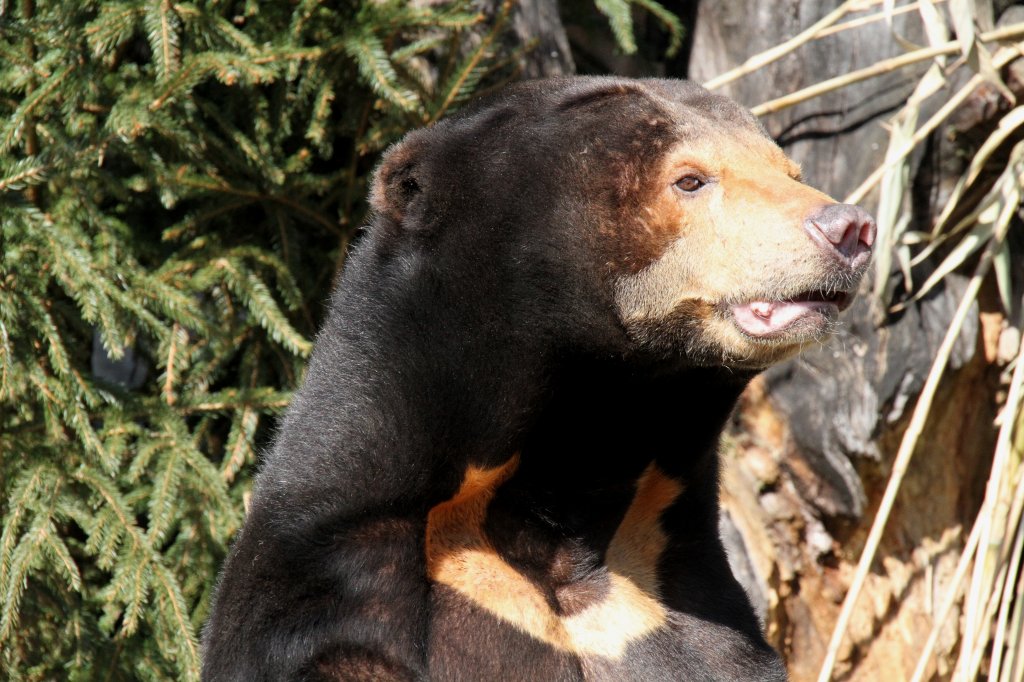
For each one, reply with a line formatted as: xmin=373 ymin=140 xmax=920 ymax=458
xmin=201 ymin=77 xmax=868 ymax=682
xmin=426 ymin=458 xmax=682 ymax=659
xmin=613 ymin=124 xmax=858 ymax=369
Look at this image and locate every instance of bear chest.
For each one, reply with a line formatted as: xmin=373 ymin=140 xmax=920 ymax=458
xmin=422 ymin=457 xmax=700 ymax=681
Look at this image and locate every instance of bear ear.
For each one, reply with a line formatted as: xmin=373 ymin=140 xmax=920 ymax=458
xmin=369 ymin=134 xmax=429 ymax=226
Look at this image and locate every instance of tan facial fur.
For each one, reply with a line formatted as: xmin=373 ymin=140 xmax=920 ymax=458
xmin=425 ymin=459 xmax=683 ymax=659
xmin=615 ymin=127 xmax=843 ymax=368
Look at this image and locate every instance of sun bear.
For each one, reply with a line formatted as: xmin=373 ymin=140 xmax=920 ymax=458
xmin=201 ymin=77 xmax=875 ymax=681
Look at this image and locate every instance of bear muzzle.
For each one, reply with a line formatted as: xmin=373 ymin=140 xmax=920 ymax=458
xmin=729 ymin=202 xmax=875 ymax=340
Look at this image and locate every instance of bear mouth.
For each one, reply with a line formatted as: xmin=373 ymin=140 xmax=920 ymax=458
xmin=730 ymin=290 xmax=851 ymax=339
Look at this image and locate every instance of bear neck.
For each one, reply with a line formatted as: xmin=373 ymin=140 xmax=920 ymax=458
xmin=505 ymin=356 xmax=754 ymax=553
xmin=528 ymin=357 xmax=751 ymax=487
xmin=264 ymin=239 xmax=755 ymax=541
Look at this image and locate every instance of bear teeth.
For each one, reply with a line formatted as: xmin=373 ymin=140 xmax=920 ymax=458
xmin=750 ymin=301 xmax=773 ymax=319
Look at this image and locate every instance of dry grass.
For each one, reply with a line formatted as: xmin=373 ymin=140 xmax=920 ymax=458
xmin=704 ymin=2 xmax=1024 ymax=680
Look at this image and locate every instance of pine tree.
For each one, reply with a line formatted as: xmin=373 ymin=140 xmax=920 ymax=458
xmin=0 ymin=1 xmax=680 ymax=679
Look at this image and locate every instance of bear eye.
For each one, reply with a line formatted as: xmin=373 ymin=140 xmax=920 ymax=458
xmin=675 ymin=175 xmax=704 ymax=193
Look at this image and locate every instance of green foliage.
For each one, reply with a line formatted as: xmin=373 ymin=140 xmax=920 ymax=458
xmin=593 ymin=0 xmax=683 ymax=57
xmin=0 ymin=1 xmax=679 ymax=679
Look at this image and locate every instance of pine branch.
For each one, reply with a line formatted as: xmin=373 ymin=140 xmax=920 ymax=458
xmin=222 ymin=407 xmax=258 ymax=484
xmin=176 ymin=386 xmax=292 ymax=414
xmin=630 ymin=0 xmax=684 ymax=57
xmin=147 ymin=445 xmax=185 ymax=546
xmin=85 ymin=2 xmax=145 ymax=59
xmin=39 ymin=520 xmax=81 ymax=593
xmin=0 ymin=64 xmax=72 ymax=155
xmin=162 ymin=323 xmax=184 ymax=405
xmin=429 ymin=0 xmax=513 ymax=122
xmin=0 ymin=464 xmax=52 ymax=589
xmin=0 ymin=156 xmax=48 ymax=192
xmin=344 ymin=31 xmax=422 ymax=113
xmin=595 ymin=0 xmax=637 ymax=54
xmin=0 ymin=319 xmax=12 ymax=400
xmin=0 ymin=0 xmax=589 ymax=676
xmin=144 ymin=0 xmax=182 ymax=82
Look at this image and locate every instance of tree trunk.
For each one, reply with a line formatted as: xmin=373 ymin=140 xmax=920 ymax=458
xmin=689 ymin=2 xmax=1022 ymax=679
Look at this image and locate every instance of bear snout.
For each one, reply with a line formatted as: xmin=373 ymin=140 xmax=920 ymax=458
xmin=803 ymin=203 xmax=876 ymax=271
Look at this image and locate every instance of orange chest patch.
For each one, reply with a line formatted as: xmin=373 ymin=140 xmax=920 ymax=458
xmin=424 ymin=457 xmax=684 ymax=659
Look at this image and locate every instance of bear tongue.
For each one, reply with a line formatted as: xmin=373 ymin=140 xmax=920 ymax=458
xmin=732 ymin=300 xmax=822 ymax=336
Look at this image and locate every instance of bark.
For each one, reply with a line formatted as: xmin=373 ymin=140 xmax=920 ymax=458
xmin=689 ymin=1 xmax=1023 ymax=679
xmin=508 ymin=0 xmax=575 ymax=77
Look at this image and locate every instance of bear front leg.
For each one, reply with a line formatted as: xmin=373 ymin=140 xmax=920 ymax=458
xmin=302 ymin=645 xmax=422 ymax=682
xmin=202 ymin=512 xmax=430 ymax=682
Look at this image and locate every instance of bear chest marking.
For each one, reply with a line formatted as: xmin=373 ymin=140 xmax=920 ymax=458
xmin=424 ymin=456 xmax=684 ymax=659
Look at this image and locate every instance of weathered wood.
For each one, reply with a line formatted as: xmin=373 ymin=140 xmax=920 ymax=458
xmin=690 ymin=1 xmax=1021 ymax=679
xmin=690 ymin=0 xmax=942 ymax=199
xmin=509 ymin=0 xmax=575 ymax=77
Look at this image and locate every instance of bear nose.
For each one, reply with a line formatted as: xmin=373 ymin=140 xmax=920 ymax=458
xmin=804 ymin=203 xmax=876 ymax=266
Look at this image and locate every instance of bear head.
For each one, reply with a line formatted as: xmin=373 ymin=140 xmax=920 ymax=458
xmin=367 ymin=77 xmax=874 ymax=371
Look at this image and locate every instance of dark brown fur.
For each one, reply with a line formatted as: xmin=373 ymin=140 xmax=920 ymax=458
xmin=202 ymin=77 xmax=872 ymax=681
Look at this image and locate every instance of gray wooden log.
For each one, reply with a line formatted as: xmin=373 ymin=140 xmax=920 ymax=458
xmin=689 ymin=0 xmax=987 ymax=522
xmin=509 ymin=0 xmax=575 ymax=77
xmin=689 ymin=1 xmax=1022 ymax=677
